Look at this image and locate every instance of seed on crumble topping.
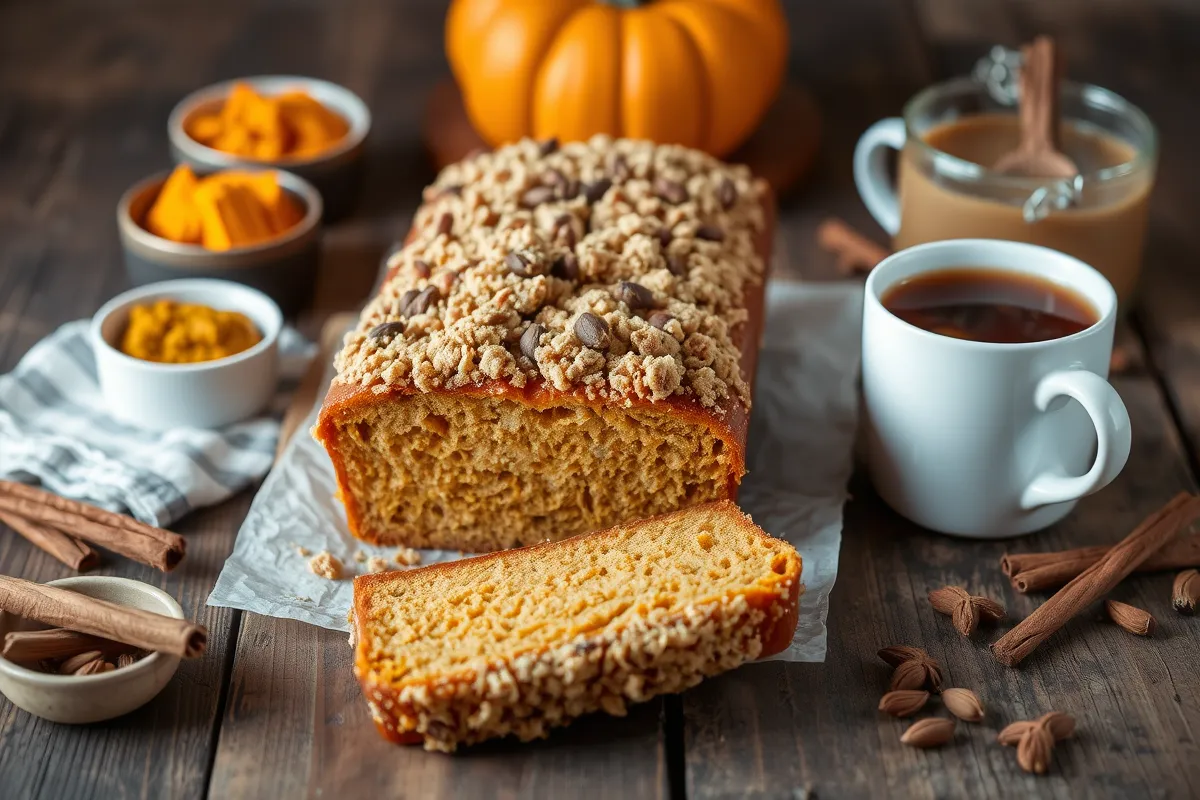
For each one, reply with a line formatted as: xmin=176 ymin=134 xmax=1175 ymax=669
xmin=506 ymin=250 xmax=544 ymax=278
xmin=552 ymin=253 xmax=579 ymax=280
xmin=369 ymin=321 xmax=405 ymax=341
xmin=538 ymin=137 xmax=559 ymax=156
xmin=405 ymin=286 xmax=441 ymax=316
xmin=718 ymin=177 xmax=737 ymax=209
xmin=613 ymin=281 xmax=654 ymax=310
xmin=520 ymin=185 xmax=557 ymax=208
xmin=413 ymin=259 xmax=432 ymax=278
xmin=696 ymin=224 xmax=725 ymax=242
xmin=521 ymin=323 xmax=546 ymax=361
xmin=436 ymin=212 xmax=453 ymax=237
xmin=654 ymin=177 xmax=688 ymax=204
xmin=667 ymin=253 xmax=689 ymax=277
xmin=609 ymin=152 xmax=631 ymax=181
xmin=657 ymin=227 xmax=672 ymax=248
xmin=583 ymin=178 xmax=613 ymax=204
xmin=648 ymin=311 xmax=674 ymax=331
xmin=575 ymin=312 xmax=611 ymax=350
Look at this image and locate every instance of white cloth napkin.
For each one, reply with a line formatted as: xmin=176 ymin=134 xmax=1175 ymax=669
xmin=0 ymin=320 xmax=313 ymax=527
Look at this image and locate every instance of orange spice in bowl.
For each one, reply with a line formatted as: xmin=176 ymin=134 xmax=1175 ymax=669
xmin=143 ymin=165 xmax=303 ymax=251
xmin=119 ymin=299 xmax=262 ymax=364
xmin=184 ymin=81 xmax=349 ymax=160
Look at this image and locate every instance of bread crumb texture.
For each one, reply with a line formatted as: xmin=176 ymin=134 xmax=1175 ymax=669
xmin=309 ymin=551 xmax=344 ymax=580
xmin=334 ymin=136 xmax=767 ymax=411
xmin=353 ymin=502 xmax=801 ymax=751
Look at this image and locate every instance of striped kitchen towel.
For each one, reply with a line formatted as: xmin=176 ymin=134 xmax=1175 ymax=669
xmin=0 ymin=320 xmax=314 ymax=527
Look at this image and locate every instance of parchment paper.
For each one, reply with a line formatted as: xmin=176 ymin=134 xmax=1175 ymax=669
xmin=208 ymin=281 xmax=863 ymax=662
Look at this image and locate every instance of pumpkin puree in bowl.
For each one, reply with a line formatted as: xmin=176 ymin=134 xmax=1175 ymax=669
xmin=120 ymin=300 xmax=262 ymax=364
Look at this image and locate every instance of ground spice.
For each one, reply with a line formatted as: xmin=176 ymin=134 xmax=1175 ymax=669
xmin=120 ymin=299 xmax=261 ymax=364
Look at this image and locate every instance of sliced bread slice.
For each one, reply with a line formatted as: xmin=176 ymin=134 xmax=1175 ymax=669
xmin=351 ymin=500 xmax=802 ymax=751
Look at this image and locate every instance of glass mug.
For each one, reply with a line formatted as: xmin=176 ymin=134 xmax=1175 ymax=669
xmin=853 ymin=48 xmax=1158 ymax=308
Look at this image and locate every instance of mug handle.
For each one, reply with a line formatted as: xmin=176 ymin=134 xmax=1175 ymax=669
xmin=1020 ymin=369 xmax=1132 ymax=510
xmin=852 ymin=117 xmax=906 ymax=236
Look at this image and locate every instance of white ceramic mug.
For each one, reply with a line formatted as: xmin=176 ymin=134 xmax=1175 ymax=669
xmin=862 ymin=239 xmax=1131 ymax=538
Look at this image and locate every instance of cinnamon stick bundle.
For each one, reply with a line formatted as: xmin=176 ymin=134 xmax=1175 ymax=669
xmin=0 ymin=510 xmax=98 ymax=572
xmin=0 ymin=481 xmax=185 ymax=571
xmin=993 ymin=493 xmax=1200 ymax=666
xmin=1002 ymin=535 xmax=1200 ymax=593
xmin=0 ymin=576 xmax=206 ymax=659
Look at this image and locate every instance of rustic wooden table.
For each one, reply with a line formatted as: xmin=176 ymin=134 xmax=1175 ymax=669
xmin=2 ymin=1 xmax=1199 ymax=797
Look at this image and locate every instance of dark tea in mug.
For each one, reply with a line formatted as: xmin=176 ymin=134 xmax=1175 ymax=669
xmin=881 ymin=268 xmax=1099 ymax=343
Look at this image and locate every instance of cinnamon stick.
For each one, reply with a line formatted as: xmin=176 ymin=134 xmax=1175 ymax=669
xmin=816 ymin=217 xmax=891 ymax=275
xmin=0 ymin=510 xmax=98 ymax=571
xmin=993 ymin=493 xmax=1200 ymax=666
xmin=1003 ymin=535 xmax=1200 ymax=593
xmin=0 ymin=482 xmax=185 ymax=571
xmin=2 ymin=628 xmax=134 ymax=664
xmin=0 ymin=575 xmax=206 ymax=658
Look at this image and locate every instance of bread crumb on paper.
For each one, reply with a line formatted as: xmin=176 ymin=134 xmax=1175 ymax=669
xmin=309 ymin=551 xmax=344 ymax=580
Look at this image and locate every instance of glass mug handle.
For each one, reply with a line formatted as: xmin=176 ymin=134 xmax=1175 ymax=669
xmin=1020 ymin=369 xmax=1132 ymax=510
xmin=852 ymin=118 xmax=906 ymax=236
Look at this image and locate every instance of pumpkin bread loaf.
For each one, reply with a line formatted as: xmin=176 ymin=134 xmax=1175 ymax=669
xmin=351 ymin=500 xmax=802 ymax=751
xmin=316 ymin=136 xmax=771 ymax=552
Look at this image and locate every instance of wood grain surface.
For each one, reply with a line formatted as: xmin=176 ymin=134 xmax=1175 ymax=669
xmin=1 ymin=1 xmax=1199 ymax=798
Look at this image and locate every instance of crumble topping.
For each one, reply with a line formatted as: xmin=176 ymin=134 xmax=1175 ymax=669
xmin=334 ymin=136 xmax=767 ymax=411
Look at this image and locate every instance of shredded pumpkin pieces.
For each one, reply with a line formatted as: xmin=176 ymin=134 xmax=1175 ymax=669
xmin=185 ymin=82 xmax=349 ymax=160
xmin=143 ymin=165 xmax=304 ymax=250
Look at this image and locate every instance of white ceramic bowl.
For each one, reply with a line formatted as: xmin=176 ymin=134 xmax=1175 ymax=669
xmin=90 ymin=279 xmax=282 ymax=430
xmin=0 ymin=577 xmax=185 ymax=724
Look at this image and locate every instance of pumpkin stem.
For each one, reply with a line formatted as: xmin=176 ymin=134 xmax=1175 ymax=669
xmin=599 ymin=0 xmax=649 ymax=8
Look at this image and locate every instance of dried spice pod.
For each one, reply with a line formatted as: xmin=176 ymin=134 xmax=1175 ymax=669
xmin=74 ymin=658 xmax=111 ymax=676
xmin=997 ymin=720 xmax=1036 ymax=746
xmin=1038 ymin=711 xmax=1076 ymax=741
xmin=58 ymin=650 xmax=104 ymax=675
xmin=1105 ymin=599 xmax=1156 ymax=636
xmin=1173 ymin=569 xmax=1200 ymax=614
xmin=1017 ymin=725 xmax=1055 ymax=774
xmin=928 ymin=585 xmax=1005 ymax=636
xmin=878 ymin=645 xmax=943 ymax=692
xmin=574 ymin=312 xmax=610 ymax=350
xmin=520 ymin=323 xmax=546 ymax=362
xmin=941 ymin=688 xmax=985 ymax=722
xmin=900 ymin=717 xmax=955 ymax=748
xmin=878 ymin=689 xmax=929 ymax=718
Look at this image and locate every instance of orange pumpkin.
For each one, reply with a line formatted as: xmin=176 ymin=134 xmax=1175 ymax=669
xmin=445 ymin=0 xmax=788 ymax=157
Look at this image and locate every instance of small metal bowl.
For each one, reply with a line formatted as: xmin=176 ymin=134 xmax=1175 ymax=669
xmin=0 ymin=577 xmax=185 ymax=724
xmin=168 ymin=75 xmax=370 ymax=221
xmin=117 ymin=168 xmax=322 ymax=315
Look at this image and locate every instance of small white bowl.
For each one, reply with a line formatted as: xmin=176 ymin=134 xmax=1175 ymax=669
xmin=0 ymin=577 xmax=185 ymax=724
xmin=90 ymin=279 xmax=282 ymax=430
